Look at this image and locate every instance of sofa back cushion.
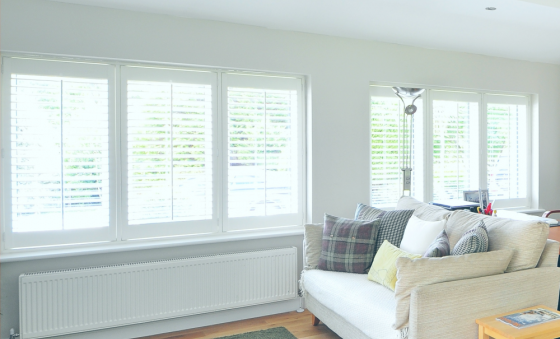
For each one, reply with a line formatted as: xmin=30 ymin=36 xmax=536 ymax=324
xmin=396 ymin=196 xmax=451 ymax=221
xmin=446 ymin=210 xmax=549 ymax=272
xmin=304 ymin=223 xmax=324 ymax=269
xmin=393 ymin=249 xmax=513 ymax=330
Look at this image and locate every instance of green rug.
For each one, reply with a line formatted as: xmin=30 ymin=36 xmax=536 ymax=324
xmin=216 ymin=327 xmax=297 ymax=339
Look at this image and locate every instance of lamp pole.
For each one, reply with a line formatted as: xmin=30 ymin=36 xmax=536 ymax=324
xmin=391 ymin=87 xmax=425 ymax=197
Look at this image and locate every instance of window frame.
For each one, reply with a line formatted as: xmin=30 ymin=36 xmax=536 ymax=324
xmin=370 ymin=83 xmax=533 ymax=209
xmin=0 ymin=54 xmax=307 ymax=254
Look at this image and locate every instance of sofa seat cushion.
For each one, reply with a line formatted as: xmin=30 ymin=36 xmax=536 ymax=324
xmin=396 ymin=196 xmax=451 ymax=221
xmin=446 ymin=210 xmax=549 ymax=272
xmin=303 ymin=269 xmax=402 ymax=339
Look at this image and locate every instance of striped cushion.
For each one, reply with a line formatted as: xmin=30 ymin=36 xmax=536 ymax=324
xmin=317 ymin=214 xmax=380 ymax=273
xmin=355 ymin=204 xmax=415 ymax=254
xmin=451 ymin=220 xmax=489 ymax=255
xmin=423 ymin=230 xmax=450 ymax=258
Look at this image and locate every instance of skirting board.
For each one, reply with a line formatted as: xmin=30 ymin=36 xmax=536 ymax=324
xmin=37 ymin=298 xmax=301 ymax=339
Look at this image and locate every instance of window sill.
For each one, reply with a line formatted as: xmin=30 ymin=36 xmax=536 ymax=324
xmin=0 ymin=226 xmax=304 ymax=263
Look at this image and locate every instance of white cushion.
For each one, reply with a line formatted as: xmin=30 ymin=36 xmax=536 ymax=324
xmin=446 ymin=210 xmax=549 ymax=272
xmin=396 ymin=196 xmax=451 ymax=221
xmin=399 ymin=215 xmax=446 ymax=255
xmin=303 ymin=269 xmax=401 ymax=339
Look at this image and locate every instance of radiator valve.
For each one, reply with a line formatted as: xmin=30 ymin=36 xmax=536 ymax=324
xmin=9 ymin=328 xmax=20 ymax=339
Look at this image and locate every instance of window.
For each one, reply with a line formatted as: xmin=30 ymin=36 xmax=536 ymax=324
xmin=431 ymin=91 xmax=479 ymax=201
xmin=369 ymin=86 xmax=423 ymax=207
xmin=370 ymin=85 xmax=530 ymax=208
xmin=223 ymin=74 xmax=303 ymax=231
xmin=2 ymin=57 xmax=305 ymax=251
xmin=2 ymin=58 xmax=116 ymax=249
xmin=486 ymin=95 xmax=528 ymax=207
xmin=121 ymin=66 xmax=218 ymax=240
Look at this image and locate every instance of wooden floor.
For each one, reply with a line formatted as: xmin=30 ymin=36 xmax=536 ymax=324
xmin=138 ymin=310 xmax=340 ymax=339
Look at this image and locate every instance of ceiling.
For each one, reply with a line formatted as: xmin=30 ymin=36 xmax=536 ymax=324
xmin=45 ymin=0 xmax=560 ymax=64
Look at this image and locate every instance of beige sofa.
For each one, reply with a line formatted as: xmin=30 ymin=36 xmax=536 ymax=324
xmin=301 ymin=197 xmax=560 ymax=339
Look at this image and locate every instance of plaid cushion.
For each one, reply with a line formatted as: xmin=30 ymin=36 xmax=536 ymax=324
xmin=355 ymin=203 xmax=415 ymax=254
xmin=317 ymin=214 xmax=380 ymax=273
xmin=423 ymin=230 xmax=451 ymax=257
xmin=451 ymin=220 xmax=489 ymax=255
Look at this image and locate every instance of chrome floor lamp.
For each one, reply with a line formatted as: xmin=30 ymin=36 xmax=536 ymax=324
xmin=391 ymin=87 xmax=425 ymax=197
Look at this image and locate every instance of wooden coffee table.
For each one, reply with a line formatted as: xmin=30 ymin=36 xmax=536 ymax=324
xmin=476 ymin=305 xmax=560 ymax=339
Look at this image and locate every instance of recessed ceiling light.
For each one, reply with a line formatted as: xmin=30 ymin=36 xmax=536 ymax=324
xmin=486 ymin=7 xmax=497 ymax=10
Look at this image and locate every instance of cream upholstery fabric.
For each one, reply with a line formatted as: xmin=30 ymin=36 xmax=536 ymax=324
xmin=409 ymin=267 xmax=560 ymax=339
xmin=537 ymin=239 xmax=560 ymax=268
xmin=446 ymin=210 xmax=549 ymax=272
xmin=393 ymin=249 xmax=513 ymax=330
xmin=304 ymin=269 xmax=403 ymax=339
xmin=303 ymin=223 xmax=323 ymax=269
xmin=396 ymin=196 xmax=450 ymax=222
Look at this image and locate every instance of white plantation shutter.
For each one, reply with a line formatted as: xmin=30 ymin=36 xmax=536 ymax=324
xmin=486 ymin=95 xmax=528 ymax=207
xmin=121 ymin=66 xmax=218 ymax=239
xmin=431 ymin=91 xmax=480 ymax=201
xmin=222 ymin=74 xmax=303 ymax=231
xmin=370 ymin=86 xmax=423 ymax=206
xmin=2 ymin=58 xmax=115 ymax=249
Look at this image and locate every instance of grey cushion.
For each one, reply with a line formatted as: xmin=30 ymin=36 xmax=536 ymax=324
xmin=446 ymin=210 xmax=549 ymax=272
xmin=355 ymin=203 xmax=414 ymax=254
xmin=451 ymin=220 xmax=489 ymax=255
xmin=396 ymin=196 xmax=451 ymax=221
xmin=423 ymin=230 xmax=450 ymax=258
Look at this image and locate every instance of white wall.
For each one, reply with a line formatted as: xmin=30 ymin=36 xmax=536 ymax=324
xmin=1 ymin=0 xmax=560 ymax=337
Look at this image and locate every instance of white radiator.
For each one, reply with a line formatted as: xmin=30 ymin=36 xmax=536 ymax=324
xmin=19 ymin=247 xmax=298 ymax=339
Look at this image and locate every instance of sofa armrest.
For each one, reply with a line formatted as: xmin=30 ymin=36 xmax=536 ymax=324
xmin=408 ymin=267 xmax=560 ymax=339
xmin=538 ymin=239 xmax=560 ymax=267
